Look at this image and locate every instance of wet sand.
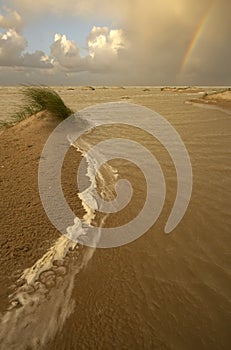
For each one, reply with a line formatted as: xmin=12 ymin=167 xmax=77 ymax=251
xmin=186 ymin=89 xmax=231 ymax=111
xmin=0 ymin=87 xmax=231 ymax=349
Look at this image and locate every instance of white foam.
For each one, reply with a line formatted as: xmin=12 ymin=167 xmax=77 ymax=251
xmin=0 ymin=244 xmax=94 ymax=350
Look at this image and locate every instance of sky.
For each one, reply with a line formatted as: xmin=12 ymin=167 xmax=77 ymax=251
xmin=0 ymin=0 xmax=230 ymax=86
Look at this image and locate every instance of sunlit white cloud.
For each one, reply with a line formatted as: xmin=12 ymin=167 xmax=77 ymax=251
xmin=87 ymin=26 xmax=124 ymax=58
xmin=50 ymin=34 xmax=81 ymax=70
xmin=49 ymin=27 xmax=126 ymax=73
xmin=86 ymin=26 xmax=126 ymax=72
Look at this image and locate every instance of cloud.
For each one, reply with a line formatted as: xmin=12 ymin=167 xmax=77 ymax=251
xmin=0 ymin=14 xmax=125 ymax=74
xmin=6 ymin=0 xmax=95 ymax=16
xmin=86 ymin=26 xmax=125 ymax=72
xmin=6 ymin=0 xmax=130 ymax=19
xmin=113 ymin=0 xmax=231 ymax=84
xmin=50 ymin=27 xmax=126 ymax=73
xmin=0 ymin=28 xmax=53 ymax=68
xmin=0 ymin=29 xmax=27 ymax=65
xmin=0 ymin=7 xmax=53 ymax=69
xmin=87 ymin=26 xmax=124 ymax=57
xmin=0 ymin=8 xmax=23 ymax=31
xmin=22 ymin=51 xmax=53 ymax=68
xmin=1 ymin=0 xmax=230 ymax=84
xmin=50 ymin=34 xmax=82 ymax=70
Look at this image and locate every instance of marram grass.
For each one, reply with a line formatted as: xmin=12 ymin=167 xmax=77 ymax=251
xmin=0 ymin=86 xmax=73 ymax=128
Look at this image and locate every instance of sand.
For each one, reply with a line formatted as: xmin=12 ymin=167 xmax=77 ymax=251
xmin=0 ymin=87 xmax=230 ymax=350
xmin=159 ymin=86 xmax=231 ymax=111
xmin=161 ymin=86 xmax=206 ymax=93
xmin=0 ymin=112 xmax=85 ymax=310
xmin=187 ymin=89 xmax=231 ymax=110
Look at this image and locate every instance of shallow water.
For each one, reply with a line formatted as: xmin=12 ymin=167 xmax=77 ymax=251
xmin=0 ymin=87 xmax=230 ymax=349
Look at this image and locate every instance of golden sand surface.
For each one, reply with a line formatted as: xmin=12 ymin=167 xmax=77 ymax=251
xmin=0 ymin=87 xmax=230 ymax=350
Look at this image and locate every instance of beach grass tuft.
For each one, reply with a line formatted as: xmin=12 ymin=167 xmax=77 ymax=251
xmin=0 ymin=86 xmax=73 ymax=128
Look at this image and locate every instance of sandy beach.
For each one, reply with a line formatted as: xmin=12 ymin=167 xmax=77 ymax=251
xmin=0 ymin=87 xmax=230 ymax=350
xmin=186 ymin=88 xmax=231 ymax=111
xmin=0 ymin=111 xmax=84 ymax=303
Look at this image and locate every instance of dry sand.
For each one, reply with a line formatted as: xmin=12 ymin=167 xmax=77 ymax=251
xmin=0 ymin=112 xmax=85 ymax=310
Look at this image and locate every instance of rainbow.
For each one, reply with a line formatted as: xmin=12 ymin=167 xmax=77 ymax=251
xmin=179 ymin=0 xmax=216 ymax=75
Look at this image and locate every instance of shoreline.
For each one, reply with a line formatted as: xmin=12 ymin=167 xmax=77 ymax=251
xmin=186 ymin=89 xmax=231 ymax=111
